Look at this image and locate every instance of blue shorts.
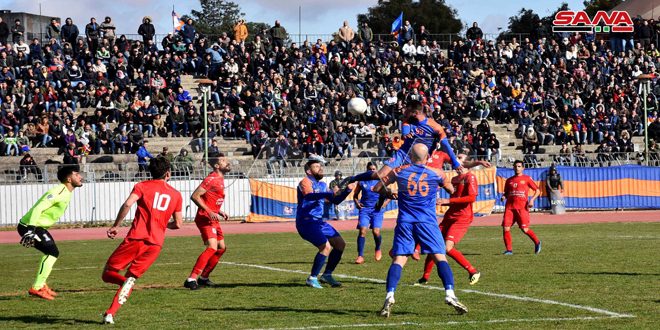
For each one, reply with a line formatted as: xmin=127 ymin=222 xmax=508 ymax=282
xmin=391 ymin=221 xmax=446 ymax=256
xmin=384 ymin=149 xmax=411 ymax=169
xmin=357 ymin=209 xmax=384 ymax=229
xmin=296 ymin=220 xmax=341 ymax=247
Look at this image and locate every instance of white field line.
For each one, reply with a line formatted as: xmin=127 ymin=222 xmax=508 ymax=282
xmin=222 ymin=261 xmax=635 ymax=319
xmin=12 ymin=260 xmax=635 ymax=320
xmin=247 ymin=316 xmax=619 ymax=330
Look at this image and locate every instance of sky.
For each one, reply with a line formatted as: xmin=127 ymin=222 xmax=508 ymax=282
xmin=0 ymin=0 xmax=587 ymax=37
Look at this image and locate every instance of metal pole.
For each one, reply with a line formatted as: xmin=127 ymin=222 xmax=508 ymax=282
xmin=643 ymin=81 xmax=649 ymax=166
xmin=203 ymin=86 xmax=209 ymax=172
xmin=299 ymin=6 xmax=301 ymax=44
xmin=39 ymin=2 xmax=42 ymax=42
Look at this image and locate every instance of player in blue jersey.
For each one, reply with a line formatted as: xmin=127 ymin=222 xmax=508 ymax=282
xmin=346 ymin=100 xmax=462 ymax=207
xmin=352 ymin=162 xmax=389 ymax=264
xmin=297 ymin=157 xmax=355 ymax=289
xmin=379 ymin=144 xmax=468 ymax=317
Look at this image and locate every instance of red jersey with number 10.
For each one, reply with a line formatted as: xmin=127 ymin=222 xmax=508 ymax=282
xmin=196 ymin=171 xmax=226 ymax=220
xmin=445 ymin=172 xmax=478 ymax=221
xmin=125 ymin=180 xmax=183 ymax=246
xmin=504 ymin=175 xmax=538 ymax=210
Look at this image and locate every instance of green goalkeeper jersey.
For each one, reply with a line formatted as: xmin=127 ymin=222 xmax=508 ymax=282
xmin=20 ymin=184 xmax=73 ymax=228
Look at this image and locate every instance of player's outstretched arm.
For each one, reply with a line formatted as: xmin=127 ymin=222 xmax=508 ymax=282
xmin=329 ymin=183 xmax=355 ymax=205
xmin=167 ymin=211 xmax=183 ymax=229
xmin=107 ymin=193 xmax=140 ymax=239
xmin=464 ymin=159 xmax=491 ymax=168
xmin=353 ymin=183 xmax=363 ymax=209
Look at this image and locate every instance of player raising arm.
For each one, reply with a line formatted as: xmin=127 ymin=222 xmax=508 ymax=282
xmin=500 ymin=160 xmax=542 ymax=255
xmin=418 ymin=154 xmax=481 ymax=285
xmin=101 ymin=157 xmax=183 ymax=324
xmin=184 ymin=153 xmax=231 ymax=290
xmin=17 ymin=165 xmax=83 ymax=300
xmin=347 ymin=100 xmax=463 ymax=195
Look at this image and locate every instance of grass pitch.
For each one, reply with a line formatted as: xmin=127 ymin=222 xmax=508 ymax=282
xmin=0 ymin=222 xmax=658 ymax=329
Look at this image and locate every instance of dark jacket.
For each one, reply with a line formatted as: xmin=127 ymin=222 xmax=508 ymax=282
xmin=138 ymin=23 xmax=155 ymax=41
xmin=85 ymin=22 xmax=100 ymax=39
xmin=61 ymin=23 xmax=79 ymax=43
xmin=0 ymin=21 xmax=9 ymax=41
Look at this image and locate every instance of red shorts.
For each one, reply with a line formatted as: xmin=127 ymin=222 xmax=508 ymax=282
xmin=105 ymin=239 xmax=162 ymax=278
xmin=502 ymin=208 xmax=530 ymax=228
xmin=195 ymin=216 xmax=224 ymax=242
xmin=440 ymin=217 xmax=472 ymax=244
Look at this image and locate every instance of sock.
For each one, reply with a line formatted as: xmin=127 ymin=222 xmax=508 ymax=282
xmin=386 ymin=263 xmax=403 ymax=293
xmin=447 ymin=249 xmax=477 ymax=274
xmin=102 ymin=270 xmax=126 ymax=286
xmin=525 ymin=229 xmax=540 ymax=245
xmin=106 ymin=283 xmax=134 ymax=316
xmin=415 ymin=243 xmax=421 ymax=254
xmin=373 ymin=233 xmax=382 ymax=251
xmin=32 ymin=255 xmax=57 ymax=290
xmin=503 ymin=230 xmax=512 ymax=251
xmin=323 ymin=249 xmax=343 ymax=275
xmin=422 ymin=254 xmax=434 ymax=280
xmin=436 ymin=260 xmax=455 ymax=292
xmin=311 ymin=253 xmax=327 ymax=277
xmin=357 ymin=236 xmax=366 ymax=257
xmin=201 ymin=248 xmax=226 ymax=278
xmin=190 ymin=247 xmax=217 ymax=279
xmin=352 ymin=170 xmax=376 ymax=182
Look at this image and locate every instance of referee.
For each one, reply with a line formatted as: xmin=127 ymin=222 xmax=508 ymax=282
xmin=17 ymin=165 xmax=83 ymax=300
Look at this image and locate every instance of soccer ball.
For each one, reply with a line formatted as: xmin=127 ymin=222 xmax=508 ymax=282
xmin=347 ymin=97 xmax=368 ymax=116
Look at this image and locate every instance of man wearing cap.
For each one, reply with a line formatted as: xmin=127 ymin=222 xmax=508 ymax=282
xmin=296 ymin=157 xmax=354 ymax=288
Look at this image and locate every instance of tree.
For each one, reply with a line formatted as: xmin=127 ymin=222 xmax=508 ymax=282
xmin=505 ymin=8 xmax=541 ymax=35
xmin=357 ymin=0 xmax=462 ymax=35
xmin=245 ymin=22 xmax=271 ymax=42
xmin=583 ymin=0 xmax=623 ymax=16
xmin=190 ymin=0 xmax=244 ymax=35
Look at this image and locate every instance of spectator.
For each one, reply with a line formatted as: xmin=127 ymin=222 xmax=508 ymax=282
xmin=400 ymin=20 xmax=415 ymax=44
xmin=135 ymin=140 xmax=154 ymax=175
xmin=128 ymin=125 xmax=144 ymax=153
xmin=267 ymin=133 xmax=289 ymax=176
xmin=0 ymin=17 xmax=8 ymax=45
xmin=338 ymin=20 xmax=355 ymax=51
xmin=137 ymin=16 xmax=155 ymax=44
xmin=63 ymin=142 xmax=81 ymax=164
xmin=358 ymin=22 xmax=373 ymax=48
xmin=522 ymin=127 xmax=540 ymax=154
xmin=46 ymin=18 xmax=61 ymax=41
xmin=95 ymin=124 xmax=115 ymax=154
xmin=61 ymin=17 xmax=79 ymax=46
xmin=466 ymin=22 xmax=483 ymax=43
xmin=487 ymin=133 xmax=501 ymax=164
xmin=332 ymin=125 xmax=352 ymax=158
xmin=172 ymin=148 xmax=194 ymax=176
xmin=4 ymin=130 xmax=18 ymax=156
xmin=11 ymin=19 xmax=24 ymax=43
xmin=19 ymin=153 xmax=42 ymax=181
xmin=233 ymin=19 xmax=248 ymax=44
xmin=269 ymin=20 xmax=287 ymax=49
xmin=328 ymin=170 xmax=344 ymax=220
xmin=100 ymin=16 xmax=116 ymax=46
xmin=181 ymin=18 xmax=196 ymax=46
xmin=85 ymin=17 xmax=100 ymax=53
xmin=250 ymin=130 xmax=268 ymax=159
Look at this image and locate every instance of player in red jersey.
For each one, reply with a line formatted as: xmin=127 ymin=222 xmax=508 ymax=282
xmin=100 ymin=157 xmax=183 ymax=324
xmin=417 ymin=154 xmax=481 ymax=285
xmin=402 ymin=149 xmax=490 ymax=261
xmin=501 ymin=160 xmax=541 ymax=255
xmin=184 ymin=153 xmax=231 ymax=290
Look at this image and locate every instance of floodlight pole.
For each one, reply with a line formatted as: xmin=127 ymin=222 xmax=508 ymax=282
xmin=196 ymin=79 xmax=214 ymax=174
xmin=637 ymin=74 xmax=655 ymax=166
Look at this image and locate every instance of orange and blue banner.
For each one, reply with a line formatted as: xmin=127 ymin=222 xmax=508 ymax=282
xmin=495 ymin=165 xmax=660 ymax=209
xmin=247 ymin=167 xmax=497 ymax=222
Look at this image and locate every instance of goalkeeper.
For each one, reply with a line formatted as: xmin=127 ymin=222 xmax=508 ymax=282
xmin=17 ymin=165 xmax=83 ymax=300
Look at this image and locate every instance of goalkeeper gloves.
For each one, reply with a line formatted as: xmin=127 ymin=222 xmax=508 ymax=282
xmin=20 ymin=228 xmax=41 ymax=248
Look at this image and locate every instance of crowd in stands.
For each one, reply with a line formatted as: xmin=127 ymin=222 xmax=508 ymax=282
xmin=0 ymin=13 xmax=658 ymax=171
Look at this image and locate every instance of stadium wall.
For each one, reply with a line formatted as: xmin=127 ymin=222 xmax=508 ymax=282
xmin=1 ymin=166 xmax=658 ymax=226
xmin=495 ymin=165 xmax=660 ymax=209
